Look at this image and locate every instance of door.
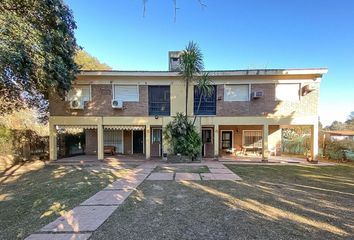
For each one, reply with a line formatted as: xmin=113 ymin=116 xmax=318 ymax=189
xmin=221 ymin=131 xmax=233 ymax=150
xmin=202 ymin=128 xmax=214 ymax=157
xmin=133 ymin=130 xmax=144 ymax=154
xmin=151 ymin=128 xmax=162 ymax=157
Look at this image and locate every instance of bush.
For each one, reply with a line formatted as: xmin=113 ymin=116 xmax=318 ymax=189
xmin=164 ymin=113 xmax=202 ymax=161
xmin=323 ymin=139 xmax=354 ymax=161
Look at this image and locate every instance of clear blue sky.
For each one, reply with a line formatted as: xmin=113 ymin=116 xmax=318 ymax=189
xmin=65 ymin=0 xmax=354 ymax=126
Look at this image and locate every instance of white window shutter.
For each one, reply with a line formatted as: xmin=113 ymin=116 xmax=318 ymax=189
xmin=224 ymin=85 xmax=249 ymax=101
xmin=114 ymin=85 xmax=139 ymax=102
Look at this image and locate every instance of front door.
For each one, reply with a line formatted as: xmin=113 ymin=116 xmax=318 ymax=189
xmin=202 ymin=128 xmax=214 ymax=157
xmin=151 ymin=128 xmax=162 ymax=157
xmin=133 ymin=130 xmax=144 ymax=154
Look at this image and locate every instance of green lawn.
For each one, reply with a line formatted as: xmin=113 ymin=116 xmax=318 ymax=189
xmin=0 ymin=162 xmax=135 ymax=240
xmin=91 ymin=164 xmax=354 ymax=240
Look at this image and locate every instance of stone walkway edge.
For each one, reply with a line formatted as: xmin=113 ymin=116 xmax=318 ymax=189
xmin=25 ymin=162 xmax=241 ymax=240
xmin=25 ymin=163 xmax=156 ymax=240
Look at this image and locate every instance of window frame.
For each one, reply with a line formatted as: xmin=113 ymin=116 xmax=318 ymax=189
xmin=221 ymin=130 xmax=233 ymax=149
xmin=66 ymin=85 xmax=92 ymax=102
xmin=223 ymin=84 xmax=250 ymax=102
xmin=148 ymin=85 xmax=171 ymax=116
xmin=193 ymin=85 xmax=217 ymax=116
xmin=275 ymin=83 xmax=300 ymax=102
xmin=112 ymin=84 xmax=139 ymax=102
xmin=242 ymin=130 xmax=263 ymax=148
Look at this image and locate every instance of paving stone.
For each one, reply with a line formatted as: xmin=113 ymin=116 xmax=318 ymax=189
xmin=206 ymin=163 xmax=227 ymax=169
xmin=209 ymin=168 xmax=234 ymax=174
xmin=146 ymin=172 xmax=174 ymax=180
xmin=212 ymin=173 xmax=242 ymax=181
xmin=80 ymin=189 xmax=132 ymax=206
xmin=131 ymin=168 xmax=154 ymax=174
xmin=200 ymin=173 xmax=216 ymax=180
xmin=175 ymin=173 xmax=201 ymax=181
xmin=40 ymin=206 xmax=117 ymax=232
xmin=25 ymin=233 xmax=91 ymax=240
xmin=104 ymin=178 xmax=144 ymax=190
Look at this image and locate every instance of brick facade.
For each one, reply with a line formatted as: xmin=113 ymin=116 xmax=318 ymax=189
xmin=216 ymin=84 xmax=318 ymax=117
xmin=49 ymin=85 xmax=148 ymax=116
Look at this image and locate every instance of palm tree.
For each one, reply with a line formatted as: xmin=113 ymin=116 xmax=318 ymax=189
xmin=193 ymin=73 xmax=214 ymax=125
xmin=179 ymin=41 xmax=204 ymax=117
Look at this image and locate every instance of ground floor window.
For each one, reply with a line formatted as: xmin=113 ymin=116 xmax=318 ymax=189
xmin=221 ymin=131 xmax=232 ymax=149
xmin=104 ymin=130 xmax=123 ymax=153
xmin=243 ymin=130 xmax=262 ymax=148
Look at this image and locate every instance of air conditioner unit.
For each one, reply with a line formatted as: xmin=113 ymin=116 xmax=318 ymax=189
xmin=251 ymin=91 xmax=264 ymax=99
xmin=112 ymin=99 xmax=123 ymax=109
xmin=69 ymin=100 xmax=84 ymax=109
xmin=302 ymin=84 xmax=317 ymax=95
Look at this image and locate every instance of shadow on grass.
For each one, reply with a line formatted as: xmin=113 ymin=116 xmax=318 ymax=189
xmin=90 ymin=164 xmax=353 ymax=240
xmin=0 ymin=162 xmax=132 ymax=240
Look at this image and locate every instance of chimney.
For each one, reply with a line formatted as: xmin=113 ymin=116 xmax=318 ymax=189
xmin=168 ymin=51 xmax=182 ymax=71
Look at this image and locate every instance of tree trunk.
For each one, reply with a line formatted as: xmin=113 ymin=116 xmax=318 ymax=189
xmin=193 ymin=92 xmax=203 ymax=125
xmin=185 ymin=79 xmax=189 ymax=116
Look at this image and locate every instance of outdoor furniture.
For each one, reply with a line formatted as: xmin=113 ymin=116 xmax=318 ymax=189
xmin=104 ymin=146 xmax=116 ymax=155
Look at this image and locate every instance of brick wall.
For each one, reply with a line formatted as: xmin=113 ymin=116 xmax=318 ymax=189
xmin=49 ymin=85 xmax=149 ymax=116
xmin=216 ymin=84 xmax=318 ymax=117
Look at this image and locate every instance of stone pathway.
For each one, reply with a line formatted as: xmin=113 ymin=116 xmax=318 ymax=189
xmin=25 ymin=162 xmax=240 ymax=240
xmin=146 ymin=162 xmax=242 ymax=181
xmin=25 ymin=162 xmax=156 ymax=240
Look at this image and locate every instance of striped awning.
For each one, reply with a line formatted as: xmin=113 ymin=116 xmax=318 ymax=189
xmin=57 ymin=125 xmax=97 ymax=130
xmin=104 ymin=125 xmax=145 ymax=130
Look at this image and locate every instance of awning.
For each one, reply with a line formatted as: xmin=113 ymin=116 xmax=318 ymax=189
xmin=104 ymin=125 xmax=145 ymax=130
xmin=57 ymin=125 xmax=97 ymax=130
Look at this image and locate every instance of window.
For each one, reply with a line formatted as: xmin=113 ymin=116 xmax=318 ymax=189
xmin=113 ymin=85 xmax=139 ymax=102
xmin=67 ymin=85 xmax=91 ymax=102
xmin=149 ymin=86 xmax=170 ymax=116
xmin=194 ymin=85 xmax=216 ymax=115
xmin=243 ymin=130 xmax=262 ymax=148
xmin=275 ymin=83 xmax=300 ymax=101
xmin=221 ymin=131 xmax=233 ymax=149
xmin=224 ymin=84 xmax=249 ymax=101
xmin=202 ymin=129 xmax=212 ymax=143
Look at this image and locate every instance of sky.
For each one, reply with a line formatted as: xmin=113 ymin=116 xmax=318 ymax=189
xmin=65 ymin=0 xmax=354 ymax=126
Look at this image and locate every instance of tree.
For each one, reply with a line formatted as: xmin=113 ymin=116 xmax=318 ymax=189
xmin=164 ymin=113 xmax=202 ymax=161
xmin=345 ymin=111 xmax=354 ymax=130
xmin=179 ymin=41 xmax=204 ymax=116
xmin=74 ymin=49 xmax=112 ymax=70
xmin=193 ymin=73 xmax=214 ymax=125
xmin=0 ymin=0 xmax=79 ymax=115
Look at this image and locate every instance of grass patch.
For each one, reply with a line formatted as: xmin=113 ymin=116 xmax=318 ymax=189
xmin=91 ymin=164 xmax=354 ymax=240
xmin=153 ymin=165 xmax=210 ymax=173
xmin=0 ymin=162 xmax=135 ymax=240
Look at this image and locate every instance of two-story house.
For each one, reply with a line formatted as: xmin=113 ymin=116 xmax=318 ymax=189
xmin=48 ymin=52 xmax=327 ymax=161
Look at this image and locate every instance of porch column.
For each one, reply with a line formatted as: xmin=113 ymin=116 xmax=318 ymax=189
xmin=97 ymin=124 xmax=104 ymax=160
xmin=262 ymin=124 xmax=269 ymax=162
xmin=214 ymin=125 xmax=219 ymax=158
xmin=49 ymin=122 xmax=57 ymax=161
xmin=145 ymin=125 xmax=151 ymax=159
xmin=310 ymin=123 xmax=319 ymax=161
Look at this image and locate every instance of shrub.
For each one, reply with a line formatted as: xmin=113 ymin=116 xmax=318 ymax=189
xmin=323 ymin=139 xmax=354 ymax=161
xmin=164 ymin=113 xmax=202 ymax=160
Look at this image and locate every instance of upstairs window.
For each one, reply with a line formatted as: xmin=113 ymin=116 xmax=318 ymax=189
xmin=275 ymin=83 xmax=300 ymax=101
xmin=67 ymin=85 xmax=91 ymax=102
xmin=113 ymin=85 xmax=139 ymax=102
xmin=224 ymin=84 xmax=249 ymax=101
xmin=194 ymin=85 xmax=216 ymax=115
xmin=149 ymin=86 xmax=170 ymax=116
